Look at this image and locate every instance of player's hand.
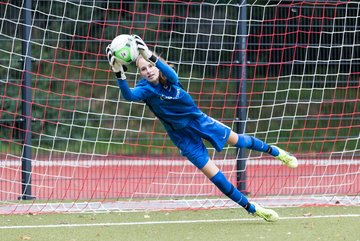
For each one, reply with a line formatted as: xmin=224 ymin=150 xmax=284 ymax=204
xmin=106 ymin=44 xmax=127 ymax=79
xmin=133 ymin=35 xmax=157 ymax=63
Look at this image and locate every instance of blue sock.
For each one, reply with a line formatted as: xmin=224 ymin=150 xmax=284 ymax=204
xmin=210 ymin=171 xmax=255 ymax=213
xmin=235 ymin=134 xmax=279 ymax=157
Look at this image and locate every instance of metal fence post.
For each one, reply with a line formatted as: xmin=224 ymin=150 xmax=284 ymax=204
xmin=18 ymin=0 xmax=35 ymax=200
xmin=236 ymin=0 xmax=248 ymax=194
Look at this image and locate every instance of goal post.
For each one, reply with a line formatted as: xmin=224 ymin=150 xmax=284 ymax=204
xmin=0 ymin=0 xmax=359 ymax=214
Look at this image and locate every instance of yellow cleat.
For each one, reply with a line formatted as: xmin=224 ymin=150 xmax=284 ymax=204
xmin=252 ymin=202 xmax=279 ymax=222
xmin=274 ymin=146 xmax=299 ymax=168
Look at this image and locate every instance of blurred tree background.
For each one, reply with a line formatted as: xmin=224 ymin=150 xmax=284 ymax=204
xmin=0 ymin=0 xmax=358 ymax=156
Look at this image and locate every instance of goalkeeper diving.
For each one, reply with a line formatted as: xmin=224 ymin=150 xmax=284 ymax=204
xmin=106 ymin=35 xmax=298 ymax=222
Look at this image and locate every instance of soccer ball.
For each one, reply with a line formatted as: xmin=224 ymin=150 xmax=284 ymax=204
xmin=110 ymin=34 xmax=139 ymax=65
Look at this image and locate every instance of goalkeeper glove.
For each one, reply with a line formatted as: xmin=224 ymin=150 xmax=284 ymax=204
xmin=133 ymin=35 xmax=158 ymax=64
xmin=106 ymin=44 xmax=127 ymax=80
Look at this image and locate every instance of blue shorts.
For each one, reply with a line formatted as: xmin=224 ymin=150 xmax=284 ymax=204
xmin=167 ymin=114 xmax=231 ymax=169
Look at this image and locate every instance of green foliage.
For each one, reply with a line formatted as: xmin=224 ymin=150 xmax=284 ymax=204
xmin=0 ymin=1 xmax=358 ymax=155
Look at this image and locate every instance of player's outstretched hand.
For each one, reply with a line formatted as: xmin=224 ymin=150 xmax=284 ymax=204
xmin=106 ymin=44 xmax=127 ymax=80
xmin=133 ymin=35 xmax=157 ymax=64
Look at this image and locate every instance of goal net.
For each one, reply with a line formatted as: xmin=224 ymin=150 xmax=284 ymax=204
xmin=0 ymin=0 xmax=359 ymax=214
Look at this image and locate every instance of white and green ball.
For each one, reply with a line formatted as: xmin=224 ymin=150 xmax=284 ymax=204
xmin=110 ymin=34 xmax=139 ymax=65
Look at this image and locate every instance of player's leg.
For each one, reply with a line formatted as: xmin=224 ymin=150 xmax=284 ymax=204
xmin=227 ymin=131 xmax=298 ymax=168
xmin=168 ymin=126 xmax=279 ymax=222
xmin=200 ymin=160 xmax=254 ymax=212
xmin=168 ymin=130 xmax=263 ymax=219
xmin=201 ymin=160 xmax=279 ymax=222
xmin=190 ymin=114 xmax=297 ymax=168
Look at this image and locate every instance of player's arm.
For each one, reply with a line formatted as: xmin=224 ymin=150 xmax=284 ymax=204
xmin=155 ymin=60 xmax=178 ymax=84
xmin=106 ymin=45 xmax=145 ymax=101
xmin=133 ymin=35 xmax=178 ymax=84
xmin=116 ymin=80 xmax=145 ymax=101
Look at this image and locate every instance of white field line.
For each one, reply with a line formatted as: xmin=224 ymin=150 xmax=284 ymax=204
xmin=1 ymin=214 xmax=360 ymax=229
xmin=1 ymin=159 xmax=360 ymax=167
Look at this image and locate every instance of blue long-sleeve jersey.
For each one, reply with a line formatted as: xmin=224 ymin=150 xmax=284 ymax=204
xmin=117 ymin=59 xmax=204 ymax=131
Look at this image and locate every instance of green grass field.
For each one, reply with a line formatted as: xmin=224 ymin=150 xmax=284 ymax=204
xmin=1 ymin=205 xmax=360 ymax=241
